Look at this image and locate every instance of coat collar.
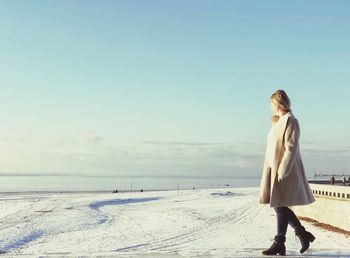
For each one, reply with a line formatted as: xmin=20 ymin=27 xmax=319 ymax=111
xmin=276 ymin=111 xmax=293 ymax=140
xmin=280 ymin=111 xmax=293 ymax=122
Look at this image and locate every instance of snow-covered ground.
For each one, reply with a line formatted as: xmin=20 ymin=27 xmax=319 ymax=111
xmin=0 ymin=187 xmax=349 ymax=257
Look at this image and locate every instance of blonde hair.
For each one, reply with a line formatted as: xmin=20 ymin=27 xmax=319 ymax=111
xmin=270 ymin=89 xmax=291 ymax=113
xmin=271 ymin=115 xmax=280 ymax=124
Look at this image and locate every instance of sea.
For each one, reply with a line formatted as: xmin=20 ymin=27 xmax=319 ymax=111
xmin=0 ymin=175 xmax=262 ymax=193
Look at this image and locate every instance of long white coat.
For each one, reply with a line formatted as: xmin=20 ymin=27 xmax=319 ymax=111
xmin=259 ymin=112 xmax=315 ymax=208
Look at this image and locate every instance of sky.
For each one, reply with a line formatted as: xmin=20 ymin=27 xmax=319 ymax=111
xmin=0 ymin=0 xmax=350 ymax=178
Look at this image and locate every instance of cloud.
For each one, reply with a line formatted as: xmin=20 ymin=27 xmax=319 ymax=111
xmin=6 ymin=134 xmax=349 ymax=178
xmin=0 ymin=135 xmax=32 ymax=144
xmin=45 ymin=146 xmax=350 ymax=174
xmin=141 ymin=141 xmax=226 ymax=146
xmin=47 ymin=131 xmax=104 ymax=147
xmin=300 ymin=139 xmax=315 ymax=145
xmin=77 ymin=131 xmax=103 ymax=144
xmin=302 ymin=148 xmax=350 ymax=157
xmin=301 ymin=148 xmax=350 ymax=174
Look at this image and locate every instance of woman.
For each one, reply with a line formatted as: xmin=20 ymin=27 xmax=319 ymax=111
xmin=259 ymin=90 xmax=316 ymax=256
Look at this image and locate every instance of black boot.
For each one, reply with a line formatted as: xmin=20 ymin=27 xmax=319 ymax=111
xmin=262 ymin=235 xmax=286 ymax=256
xmin=295 ymin=226 xmax=316 ymax=254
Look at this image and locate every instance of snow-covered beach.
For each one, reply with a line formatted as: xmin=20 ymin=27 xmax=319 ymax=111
xmin=1 ymin=187 xmax=349 ymax=257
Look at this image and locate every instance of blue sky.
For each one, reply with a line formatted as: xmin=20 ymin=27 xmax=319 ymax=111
xmin=0 ymin=0 xmax=349 ymax=177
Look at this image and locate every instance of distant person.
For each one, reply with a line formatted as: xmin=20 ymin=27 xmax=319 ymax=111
xmin=342 ymin=176 xmax=346 ymax=186
xmin=259 ymin=90 xmax=316 ymax=255
xmin=330 ymin=175 xmax=335 ymax=185
xmin=348 ymin=176 xmax=350 ymax=186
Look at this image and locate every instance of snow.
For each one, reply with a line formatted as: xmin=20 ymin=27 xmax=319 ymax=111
xmin=0 ymin=187 xmax=349 ymax=257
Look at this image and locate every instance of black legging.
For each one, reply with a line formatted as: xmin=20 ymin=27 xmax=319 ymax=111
xmin=274 ymin=207 xmax=302 ymax=237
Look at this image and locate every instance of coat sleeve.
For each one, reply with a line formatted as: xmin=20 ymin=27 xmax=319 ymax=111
xmin=277 ymin=117 xmax=300 ymax=182
xmin=262 ymin=147 xmax=270 ymax=177
xmin=259 ymin=145 xmax=271 ymax=204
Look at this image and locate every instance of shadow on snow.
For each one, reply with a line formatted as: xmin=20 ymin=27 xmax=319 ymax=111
xmin=89 ymin=197 xmax=161 ymax=211
xmin=0 ymin=230 xmax=44 ymax=254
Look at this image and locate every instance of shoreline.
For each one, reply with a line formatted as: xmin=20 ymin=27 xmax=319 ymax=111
xmin=0 ymin=186 xmax=260 ymax=195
